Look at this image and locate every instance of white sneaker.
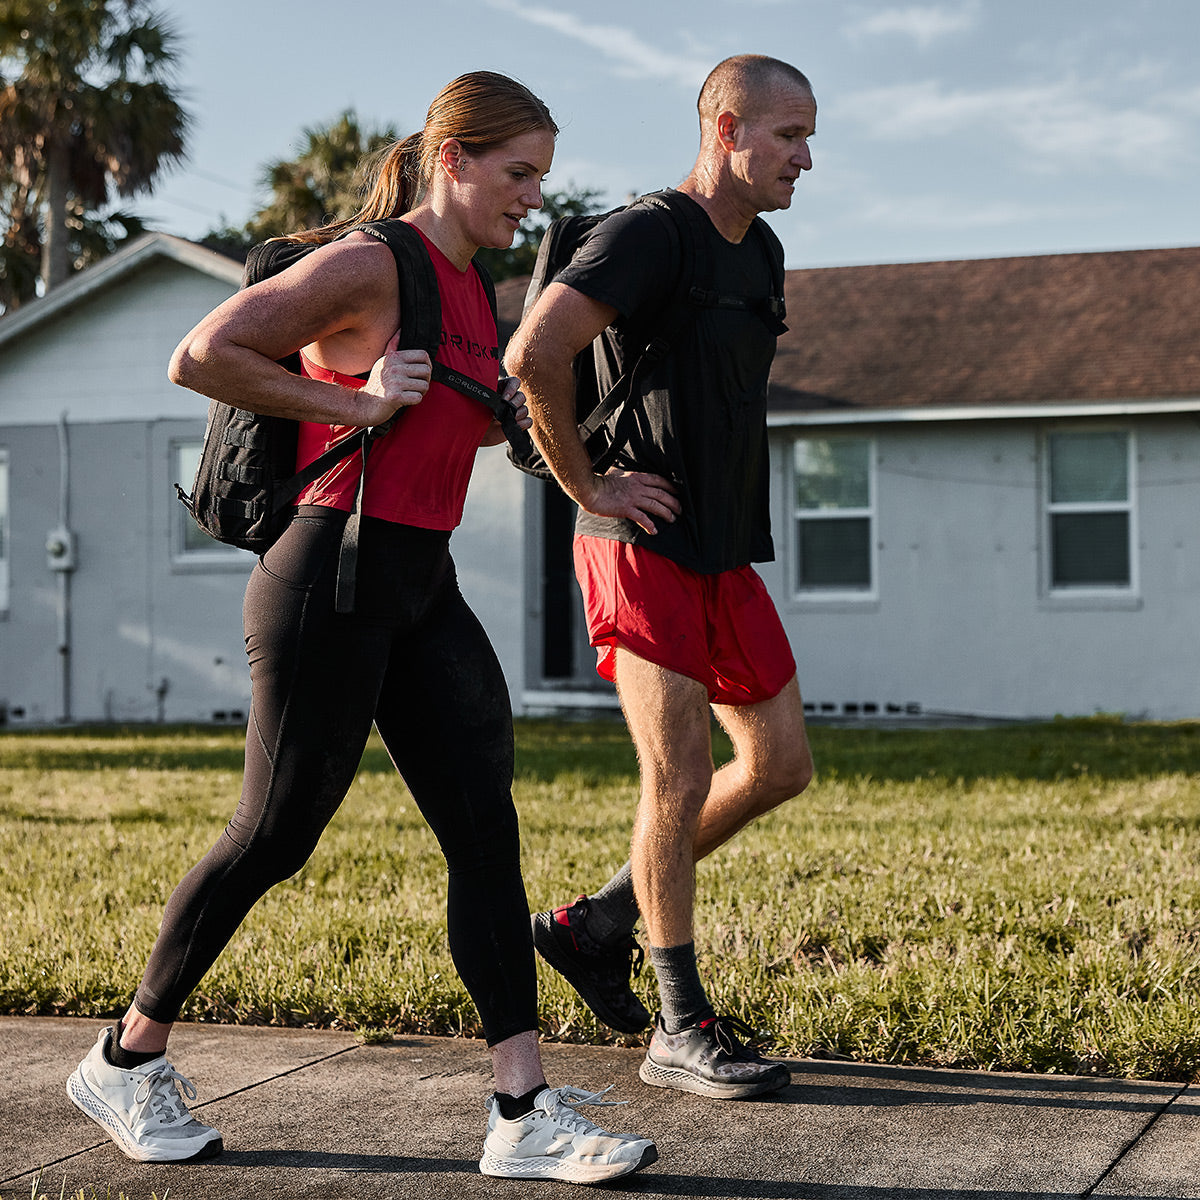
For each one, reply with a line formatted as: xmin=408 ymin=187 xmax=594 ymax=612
xmin=66 ymin=1027 xmax=223 ymax=1162
xmin=480 ymin=1084 xmax=657 ymax=1183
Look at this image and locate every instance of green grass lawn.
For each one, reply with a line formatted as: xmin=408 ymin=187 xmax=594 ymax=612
xmin=3 ymin=716 xmax=1199 ymax=1081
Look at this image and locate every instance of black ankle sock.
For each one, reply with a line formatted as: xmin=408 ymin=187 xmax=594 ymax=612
xmin=585 ymin=861 xmax=640 ymax=945
xmin=494 ymin=1083 xmax=546 ymax=1120
xmin=649 ymin=942 xmax=716 ymax=1033
xmin=105 ymin=1023 xmax=164 ymax=1070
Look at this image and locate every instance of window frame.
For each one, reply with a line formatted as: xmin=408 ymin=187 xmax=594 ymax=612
xmin=0 ymin=448 xmax=9 ymax=615
xmin=1042 ymin=426 xmax=1137 ymax=597
xmin=788 ymin=433 xmax=878 ymax=602
xmin=169 ymin=438 xmax=255 ymax=571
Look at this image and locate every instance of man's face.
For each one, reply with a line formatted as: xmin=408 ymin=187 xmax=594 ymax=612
xmin=729 ymin=83 xmax=817 ymax=214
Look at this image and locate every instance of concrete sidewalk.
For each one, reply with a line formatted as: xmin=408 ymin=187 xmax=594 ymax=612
xmin=3 ymin=1016 xmax=1198 ymax=1199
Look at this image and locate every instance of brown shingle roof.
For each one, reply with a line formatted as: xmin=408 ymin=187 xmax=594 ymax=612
xmin=770 ymin=246 xmax=1200 ymax=412
xmin=495 ymin=246 xmax=1200 ymax=414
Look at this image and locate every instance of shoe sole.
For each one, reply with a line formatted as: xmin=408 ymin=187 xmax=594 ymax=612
xmin=638 ymin=1056 xmax=790 ymax=1100
xmin=480 ymin=1141 xmax=658 ymax=1182
xmin=66 ymin=1069 xmax=224 ymax=1163
xmin=531 ymin=912 xmax=651 ymax=1034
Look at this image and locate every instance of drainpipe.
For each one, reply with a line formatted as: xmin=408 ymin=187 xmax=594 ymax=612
xmin=46 ymin=411 xmax=77 ymax=722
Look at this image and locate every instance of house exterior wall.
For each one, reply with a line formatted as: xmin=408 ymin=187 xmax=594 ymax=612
xmin=0 ymin=250 xmax=531 ymax=725
xmin=455 ymin=442 xmax=528 ymax=700
xmin=0 ymin=415 xmax=254 ymax=724
xmin=765 ymin=414 xmax=1200 ymax=721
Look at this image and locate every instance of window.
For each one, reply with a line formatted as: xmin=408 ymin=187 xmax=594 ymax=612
xmin=1045 ymin=430 xmax=1133 ymax=590
xmin=0 ymin=450 xmax=8 ymax=612
xmin=791 ymin=436 xmax=874 ymax=594
xmin=172 ymin=441 xmax=253 ymax=566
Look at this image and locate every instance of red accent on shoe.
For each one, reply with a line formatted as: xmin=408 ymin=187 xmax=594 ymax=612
xmin=553 ymin=904 xmax=579 ymax=952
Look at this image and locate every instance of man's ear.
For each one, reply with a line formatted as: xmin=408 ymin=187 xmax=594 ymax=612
xmin=715 ymin=111 xmax=740 ymax=152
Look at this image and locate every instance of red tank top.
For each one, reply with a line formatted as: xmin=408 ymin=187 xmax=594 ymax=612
xmin=294 ymin=226 xmax=498 ymax=529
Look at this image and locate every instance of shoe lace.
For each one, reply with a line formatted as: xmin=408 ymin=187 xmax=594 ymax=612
xmin=541 ymin=1084 xmax=626 ymax=1135
xmin=133 ymin=1062 xmax=198 ymax=1125
xmin=709 ymin=1015 xmax=767 ymax=1057
xmin=625 ymin=937 xmax=645 ymax=980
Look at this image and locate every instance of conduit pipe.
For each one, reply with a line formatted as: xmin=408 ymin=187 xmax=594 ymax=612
xmin=46 ymin=411 xmax=77 ymax=722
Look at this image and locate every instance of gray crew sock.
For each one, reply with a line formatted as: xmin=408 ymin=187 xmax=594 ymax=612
xmin=649 ymin=941 xmax=716 ymax=1033
xmin=583 ymin=861 xmax=640 ymax=945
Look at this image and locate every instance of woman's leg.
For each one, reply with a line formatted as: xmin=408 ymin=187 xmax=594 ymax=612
xmin=126 ymin=514 xmax=389 ymax=1044
xmin=372 ymin=569 xmax=541 ymax=1092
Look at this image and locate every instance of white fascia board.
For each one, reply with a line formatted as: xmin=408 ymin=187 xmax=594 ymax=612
xmin=0 ymin=234 xmax=242 ymax=351
xmin=767 ymin=397 xmax=1200 ymax=427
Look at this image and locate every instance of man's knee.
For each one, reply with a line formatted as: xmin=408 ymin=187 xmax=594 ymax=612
xmin=756 ymin=741 xmax=814 ymax=812
xmin=781 ymin=740 xmax=815 ymax=797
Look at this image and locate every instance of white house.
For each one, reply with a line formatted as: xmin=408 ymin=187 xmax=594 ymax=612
xmin=0 ymin=235 xmax=552 ymax=725
xmin=2 ymin=235 xmax=1197 ymax=725
xmin=756 ymin=247 xmax=1200 ymax=722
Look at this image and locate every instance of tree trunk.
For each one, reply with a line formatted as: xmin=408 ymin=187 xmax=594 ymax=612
xmin=41 ymin=139 xmax=72 ymax=292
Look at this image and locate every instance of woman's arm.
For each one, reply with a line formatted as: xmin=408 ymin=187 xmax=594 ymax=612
xmin=168 ymin=234 xmax=428 ymax=428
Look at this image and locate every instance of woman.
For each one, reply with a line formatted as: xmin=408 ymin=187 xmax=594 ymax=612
xmin=66 ymin=71 xmax=656 ymax=1185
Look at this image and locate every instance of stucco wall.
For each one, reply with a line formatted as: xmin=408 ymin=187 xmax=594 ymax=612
xmin=765 ymin=415 xmax=1200 ymax=721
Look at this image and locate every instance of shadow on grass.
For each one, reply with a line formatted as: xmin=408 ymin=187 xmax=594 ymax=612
xmin=807 ymin=718 xmax=1200 ymax=784
xmin=3 ymin=717 xmax=1199 ymax=785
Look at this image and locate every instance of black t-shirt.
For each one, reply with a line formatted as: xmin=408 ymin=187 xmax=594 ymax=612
xmin=556 ymin=191 xmax=780 ymax=574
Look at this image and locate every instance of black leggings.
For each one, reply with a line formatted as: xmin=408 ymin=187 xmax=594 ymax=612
xmin=134 ymin=508 xmax=537 ymax=1046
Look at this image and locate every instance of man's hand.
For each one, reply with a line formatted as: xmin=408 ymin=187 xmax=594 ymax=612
xmin=583 ymin=468 xmax=681 ymax=536
xmin=479 ymin=375 xmax=533 ymax=447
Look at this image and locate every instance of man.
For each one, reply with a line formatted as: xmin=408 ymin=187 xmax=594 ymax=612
xmin=506 ymin=54 xmax=815 ymax=1100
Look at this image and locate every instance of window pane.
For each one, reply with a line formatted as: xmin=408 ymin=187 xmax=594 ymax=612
xmin=1051 ymin=512 xmax=1130 ymax=586
xmin=797 ymin=517 xmax=871 ymax=588
xmin=1049 ymin=432 xmax=1128 ymax=503
xmin=794 ymin=438 xmax=869 ymax=510
xmin=174 ymin=443 xmax=227 ymax=553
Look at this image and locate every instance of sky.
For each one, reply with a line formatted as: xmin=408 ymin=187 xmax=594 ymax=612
xmin=145 ymin=0 xmax=1199 ymax=269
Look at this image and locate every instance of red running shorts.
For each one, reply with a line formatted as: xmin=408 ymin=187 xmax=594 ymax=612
xmin=573 ymin=534 xmax=796 ymax=706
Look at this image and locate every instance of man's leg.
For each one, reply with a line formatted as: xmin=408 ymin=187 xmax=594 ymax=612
xmin=615 ymin=648 xmax=714 ymax=950
xmin=604 ymin=649 xmax=788 ymax=1098
xmin=568 ymin=675 xmax=812 ymax=944
xmin=698 ymin=673 xmax=813 ymax=859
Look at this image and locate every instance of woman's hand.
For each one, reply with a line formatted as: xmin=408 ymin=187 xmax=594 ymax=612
xmin=358 ymin=331 xmax=432 ymax=426
xmin=479 ymin=375 xmax=533 ymax=447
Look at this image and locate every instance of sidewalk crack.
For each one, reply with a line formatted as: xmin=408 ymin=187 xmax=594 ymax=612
xmin=1 ymin=1043 xmax=361 ymax=1185
xmin=192 ymin=1042 xmax=361 ymax=1111
xmin=1081 ymin=1079 xmax=1191 ymax=1197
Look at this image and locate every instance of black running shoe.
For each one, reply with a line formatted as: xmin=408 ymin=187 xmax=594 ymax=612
xmin=531 ymin=897 xmax=651 ymax=1034
xmin=638 ymin=1014 xmax=790 ymax=1099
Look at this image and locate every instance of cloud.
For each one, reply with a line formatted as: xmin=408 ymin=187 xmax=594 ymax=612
xmin=835 ymin=78 xmax=1191 ymax=176
xmin=485 ymin=0 xmax=711 ymax=88
xmin=847 ymin=2 xmax=980 ymax=49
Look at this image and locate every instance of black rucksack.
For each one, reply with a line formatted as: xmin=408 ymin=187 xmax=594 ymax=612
xmin=176 ymin=218 xmax=533 ymax=610
xmin=506 ymin=189 xmax=788 ymax=481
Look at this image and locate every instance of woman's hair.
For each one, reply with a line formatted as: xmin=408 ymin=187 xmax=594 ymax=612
xmin=291 ymin=71 xmax=556 ymax=244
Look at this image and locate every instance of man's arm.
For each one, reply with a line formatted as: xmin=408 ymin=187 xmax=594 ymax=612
xmin=507 ymin=282 xmax=680 ymax=536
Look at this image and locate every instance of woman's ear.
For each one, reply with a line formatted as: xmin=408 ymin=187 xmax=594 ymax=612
xmin=438 ymin=137 xmax=467 ymax=180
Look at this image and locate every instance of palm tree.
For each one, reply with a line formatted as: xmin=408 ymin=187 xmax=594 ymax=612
xmin=0 ymin=0 xmax=189 ymax=306
xmin=247 ymin=110 xmax=398 ymax=242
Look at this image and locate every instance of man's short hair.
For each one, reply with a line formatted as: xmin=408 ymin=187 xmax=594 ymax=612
xmin=698 ymin=54 xmax=813 ymax=124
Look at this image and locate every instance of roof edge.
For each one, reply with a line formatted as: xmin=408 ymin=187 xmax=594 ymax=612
xmin=0 ymin=233 xmax=242 ymax=351
xmin=767 ymin=397 xmax=1200 ymax=427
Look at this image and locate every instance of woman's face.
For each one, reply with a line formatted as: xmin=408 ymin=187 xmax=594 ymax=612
xmin=451 ymin=128 xmax=556 ymax=250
